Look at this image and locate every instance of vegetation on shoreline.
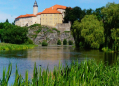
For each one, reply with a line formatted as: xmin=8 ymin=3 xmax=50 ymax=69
xmin=0 ymin=43 xmax=37 ymax=50
xmin=64 ymin=2 xmax=119 ymax=52
xmin=1 ymin=59 xmax=119 ymax=86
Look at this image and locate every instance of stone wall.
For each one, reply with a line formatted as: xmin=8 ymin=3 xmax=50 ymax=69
xmin=55 ymin=21 xmax=71 ymax=32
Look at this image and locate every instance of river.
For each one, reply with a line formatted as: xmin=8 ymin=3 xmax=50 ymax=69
xmin=0 ymin=46 xmax=118 ymax=84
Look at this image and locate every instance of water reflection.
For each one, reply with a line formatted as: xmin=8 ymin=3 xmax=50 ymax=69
xmin=0 ymin=46 xmax=118 ymax=84
xmin=104 ymin=53 xmax=118 ymax=65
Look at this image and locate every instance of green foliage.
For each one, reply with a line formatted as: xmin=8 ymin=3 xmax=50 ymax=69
xmin=34 ymin=28 xmax=42 ymax=34
xmin=111 ymin=28 xmax=119 ymax=51
xmin=0 ymin=43 xmax=36 ymax=50
xmin=1 ymin=60 xmax=119 ymax=85
xmin=0 ymin=63 xmax=12 ymax=85
xmin=72 ymin=20 xmax=83 ymax=48
xmin=101 ymin=3 xmax=119 ymax=50
xmin=57 ymin=40 xmax=61 ymax=45
xmin=68 ymin=40 xmax=73 ymax=45
xmin=93 ymin=7 xmax=104 ymax=21
xmin=63 ymin=39 xmax=67 ymax=45
xmin=0 ymin=23 xmax=4 ymax=29
xmin=64 ymin=7 xmax=82 ymax=23
xmin=52 ymin=28 xmax=60 ymax=33
xmin=72 ymin=15 xmax=105 ymax=49
xmin=5 ymin=19 xmax=9 ymax=23
xmin=0 ymin=22 xmax=28 ymax=44
xmin=42 ymin=40 xmax=48 ymax=46
xmin=24 ymin=38 xmax=34 ymax=45
xmin=102 ymin=47 xmax=114 ymax=52
xmin=29 ymin=24 xmax=41 ymax=28
xmin=47 ymin=29 xmax=53 ymax=33
xmin=81 ymin=15 xmax=105 ymax=49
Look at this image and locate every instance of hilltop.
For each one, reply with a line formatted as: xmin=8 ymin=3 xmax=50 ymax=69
xmin=27 ymin=24 xmax=74 ymax=45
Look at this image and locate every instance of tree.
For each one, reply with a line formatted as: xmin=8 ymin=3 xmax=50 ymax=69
xmin=64 ymin=6 xmax=82 ymax=24
xmin=63 ymin=39 xmax=67 ymax=45
xmin=111 ymin=28 xmax=119 ymax=51
xmin=72 ymin=15 xmax=105 ymax=49
xmin=101 ymin=3 xmax=119 ymax=49
xmin=1 ymin=23 xmax=28 ymax=44
xmin=72 ymin=20 xmax=84 ymax=48
xmin=5 ymin=19 xmax=9 ymax=23
xmin=86 ymin=8 xmax=94 ymax=15
xmin=57 ymin=40 xmax=61 ymax=45
xmin=93 ymin=7 xmax=104 ymax=21
xmin=12 ymin=20 xmax=15 ymax=25
xmin=80 ymin=15 xmax=105 ymax=49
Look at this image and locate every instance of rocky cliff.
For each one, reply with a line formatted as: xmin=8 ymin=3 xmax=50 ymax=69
xmin=27 ymin=25 xmax=74 ymax=45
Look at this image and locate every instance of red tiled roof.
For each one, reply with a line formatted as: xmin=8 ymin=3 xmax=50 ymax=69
xmin=15 ymin=4 xmax=66 ymax=19
xmin=15 ymin=14 xmax=36 ymax=19
xmin=41 ymin=4 xmax=66 ymax=14
xmin=41 ymin=8 xmax=61 ymax=14
xmin=36 ymin=12 xmax=42 ymax=15
xmin=50 ymin=4 xmax=66 ymax=10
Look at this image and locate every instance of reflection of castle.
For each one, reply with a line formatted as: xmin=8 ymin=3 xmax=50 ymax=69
xmin=15 ymin=1 xmax=71 ymax=32
xmin=27 ymin=47 xmax=71 ymax=61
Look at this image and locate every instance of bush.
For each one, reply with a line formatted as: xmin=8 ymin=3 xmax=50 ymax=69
xmin=57 ymin=40 xmax=61 ymax=45
xmin=68 ymin=40 xmax=73 ymax=45
xmin=1 ymin=23 xmax=28 ymax=44
xmin=24 ymin=38 xmax=34 ymax=45
xmin=63 ymin=39 xmax=67 ymax=45
xmin=42 ymin=40 xmax=48 ymax=46
xmin=29 ymin=24 xmax=41 ymax=28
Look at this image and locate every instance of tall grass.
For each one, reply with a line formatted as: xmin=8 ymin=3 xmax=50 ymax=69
xmin=0 ymin=60 xmax=119 ymax=86
xmin=0 ymin=43 xmax=37 ymax=51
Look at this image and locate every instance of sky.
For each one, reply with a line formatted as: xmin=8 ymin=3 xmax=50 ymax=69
xmin=0 ymin=0 xmax=119 ymax=23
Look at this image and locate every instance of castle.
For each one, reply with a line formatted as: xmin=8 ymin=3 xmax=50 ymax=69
xmin=15 ymin=1 xmax=71 ymax=32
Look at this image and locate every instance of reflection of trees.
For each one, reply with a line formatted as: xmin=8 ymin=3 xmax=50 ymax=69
xmin=0 ymin=50 xmax=28 ymax=58
xmin=104 ymin=53 xmax=118 ymax=65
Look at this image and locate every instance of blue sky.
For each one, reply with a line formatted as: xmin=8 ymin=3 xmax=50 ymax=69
xmin=0 ymin=0 xmax=119 ymax=23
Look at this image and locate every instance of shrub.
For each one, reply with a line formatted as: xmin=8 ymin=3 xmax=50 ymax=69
xmin=63 ymin=39 xmax=67 ymax=45
xmin=57 ymin=40 xmax=61 ymax=45
xmin=1 ymin=23 xmax=28 ymax=44
xmin=29 ymin=24 xmax=41 ymax=28
xmin=52 ymin=28 xmax=60 ymax=33
xmin=24 ymin=38 xmax=34 ymax=45
xmin=42 ymin=40 xmax=48 ymax=46
xmin=68 ymin=40 xmax=73 ymax=45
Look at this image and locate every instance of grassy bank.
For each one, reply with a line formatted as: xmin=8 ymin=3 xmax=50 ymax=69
xmin=1 ymin=59 xmax=119 ymax=86
xmin=0 ymin=43 xmax=37 ymax=50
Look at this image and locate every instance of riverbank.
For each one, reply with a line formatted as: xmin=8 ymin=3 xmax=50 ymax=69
xmin=1 ymin=59 xmax=119 ymax=86
xmin=0 ymin=43 xmax=37 ymax=50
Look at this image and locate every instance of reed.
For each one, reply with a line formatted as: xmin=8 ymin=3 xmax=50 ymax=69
xmin=0 ymin=59 xmax=119 ymax=86
xmin=0 ymin=43 xmax=37 ymax=51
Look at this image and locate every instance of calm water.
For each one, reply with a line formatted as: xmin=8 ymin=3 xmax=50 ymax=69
xmin=0 ymin=46 xmax=118 ymax=84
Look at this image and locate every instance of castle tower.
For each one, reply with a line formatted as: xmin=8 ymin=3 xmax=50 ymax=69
xmin=33 ymin=0 xmax=38 ymax=15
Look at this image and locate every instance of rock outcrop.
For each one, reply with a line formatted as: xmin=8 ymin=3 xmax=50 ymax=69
xmin=27 ymin=26 xmax=74 ymax=45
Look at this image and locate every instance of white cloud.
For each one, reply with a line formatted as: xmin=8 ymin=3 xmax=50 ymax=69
xmin=0 ymin=11 xmax=17 ymax=23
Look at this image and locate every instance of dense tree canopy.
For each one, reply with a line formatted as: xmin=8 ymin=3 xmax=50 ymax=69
xmin=101 ymin=2 xmax=119 ymax=50
xmin=0 ymin=22 xmax=29 ymax=44
xmin=80 ymin=15 xmax=105 ymax=49
xmin=63 ymin=6 xmax=82 ymax=24
xmin=71 ymin=2 xmax=119 ymax=51
xmin=72 ymin=15 xmax=105 ymax=49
